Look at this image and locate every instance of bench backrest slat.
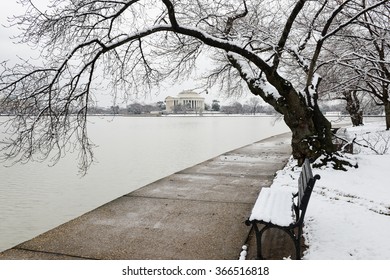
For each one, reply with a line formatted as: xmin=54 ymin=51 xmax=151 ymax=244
xmin=298 ymin=173 xmax=304 ymax=207
xmin=297 ymin=159 xmax=318 ymax=211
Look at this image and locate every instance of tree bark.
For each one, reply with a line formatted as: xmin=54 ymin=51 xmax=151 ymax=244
xmin=385 ymin=100 xmax=390 ymax=131
xmin=281 ymin=91 xmax=335 ymax=166
xmin=344 ymin=90 xmax=363 ymax=127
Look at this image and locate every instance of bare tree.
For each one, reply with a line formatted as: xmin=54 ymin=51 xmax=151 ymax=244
xmin=1 ymin=0 xmax=388 ymax=172
xmin=247 ymin=97 xmax=261 ymax=115
xmin=318 ymin=62 xmax=365 ymax=126
xmin=316 ymin=1 xmax=390 ymax=129
xmin=359 ymin=3 xmax=390 ymax=130
xmin=343 ymin=90 xmax=364 ymax=126
xmin=211 ymin=100 xmax=220 ymax=111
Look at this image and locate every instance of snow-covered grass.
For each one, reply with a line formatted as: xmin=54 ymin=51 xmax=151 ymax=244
xmin=269 ymin=122 xmax=390 ymax=260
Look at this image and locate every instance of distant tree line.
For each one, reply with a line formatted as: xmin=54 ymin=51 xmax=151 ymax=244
xmin=319 ymin=99 xmax=384 ymax=117
xmin=73 ymin=101 xmax=166 ymax=115
xmin=2 ymin=96 xmax=384 ymax=116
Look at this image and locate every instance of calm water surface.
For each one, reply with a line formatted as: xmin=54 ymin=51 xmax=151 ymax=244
xmin=0 ymin=116 xmax=289 ymax=252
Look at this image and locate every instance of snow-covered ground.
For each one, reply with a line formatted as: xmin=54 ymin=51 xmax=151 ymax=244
xmin=268 ymin=122 xmax=390 ymax=260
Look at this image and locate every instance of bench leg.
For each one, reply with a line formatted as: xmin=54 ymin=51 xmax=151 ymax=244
xmin=295 ymin=226 xmax=303 ymax=260
xmin=252 ymin=223 xmax=265 ymax=260
xmin=252 ymin=223 xmax=302 ymax=260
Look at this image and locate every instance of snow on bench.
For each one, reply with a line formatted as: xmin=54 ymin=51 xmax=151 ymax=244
xmin=249 ymin=187 xmax=295 ymax=227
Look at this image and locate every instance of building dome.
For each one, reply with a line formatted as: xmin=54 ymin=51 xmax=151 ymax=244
xmin=177 ymin=90 xmax=203 ymax=99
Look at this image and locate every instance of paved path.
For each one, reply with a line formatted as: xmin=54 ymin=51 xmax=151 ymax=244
xmin=0 ymin=133 xmax=291 ymax=260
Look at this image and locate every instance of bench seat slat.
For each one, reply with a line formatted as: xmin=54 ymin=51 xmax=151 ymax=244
xmin=249 ymin=188 xmax=295 ymax=227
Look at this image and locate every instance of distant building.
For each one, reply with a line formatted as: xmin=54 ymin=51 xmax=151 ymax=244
xmin=165 ymin=90 xmax=205 ymax=113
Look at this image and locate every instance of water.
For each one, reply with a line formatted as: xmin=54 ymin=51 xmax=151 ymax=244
xmin=0 ymin=115 xmax=289 ymax=252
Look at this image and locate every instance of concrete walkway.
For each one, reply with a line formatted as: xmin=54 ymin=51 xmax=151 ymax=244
xmin=0 ymin=133 xmax=291 ymax=260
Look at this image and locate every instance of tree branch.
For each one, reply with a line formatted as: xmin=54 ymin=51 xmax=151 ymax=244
xmin=273 ymin=0 xmax=307 ymax=69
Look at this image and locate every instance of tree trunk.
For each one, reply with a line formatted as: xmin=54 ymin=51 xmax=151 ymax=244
xmin=277 ymin=89 xmax=336 ymax=166
xmin=246 ymin=76 xmax=338 ymax=167
xmin=385 ymin=100 xmax=390 ymax=130
xmin=344 ymin=91 xmax=363 ymax=127
xmin=286 ymin=103 xmax=352 ymax=169
xmin=350 ymin=111 xmax=363 ymax=127
xmin=287 ymin=108 xmax=335 ymax=166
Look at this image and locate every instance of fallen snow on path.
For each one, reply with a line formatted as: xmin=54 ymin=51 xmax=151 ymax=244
xmin=269 ymin=122 xmax=390 ymax=260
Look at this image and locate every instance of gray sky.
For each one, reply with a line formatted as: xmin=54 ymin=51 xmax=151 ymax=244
xmin=0 ymin=2 xmax=30 ymax=62
xmin=0 ymin=1 xmax=254 ymax=107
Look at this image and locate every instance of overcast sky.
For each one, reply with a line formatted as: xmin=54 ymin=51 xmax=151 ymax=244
xmin=0 ymin=2 xmax=29 ymax=61
xmin=0 ymin=1 xmax=254 ymax=107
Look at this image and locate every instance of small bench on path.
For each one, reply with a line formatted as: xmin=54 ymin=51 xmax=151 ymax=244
xmin=245 ymin=159 xmax=320 ymax=260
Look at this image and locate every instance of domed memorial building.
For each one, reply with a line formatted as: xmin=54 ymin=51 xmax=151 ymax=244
xmin=165 ymin=90 xmax=205 ymax=113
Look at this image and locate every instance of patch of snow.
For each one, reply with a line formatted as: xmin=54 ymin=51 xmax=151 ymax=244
xmin=338 ymin=123 xmax=390 ymax=155
xmin=253 ymin=78 xmax=281 ymax=99
xmin=307 ymin=73 xmax=321 ymax=101
xmin=289 ymin=46 xmax=309 ymax=70
xmin=226 ymin=52 xmax=255 ymax=81
xmin=239 ymin=245 xmax=248 ymax=260
xmin=219 ymin=155 xmax=270 ymax=163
